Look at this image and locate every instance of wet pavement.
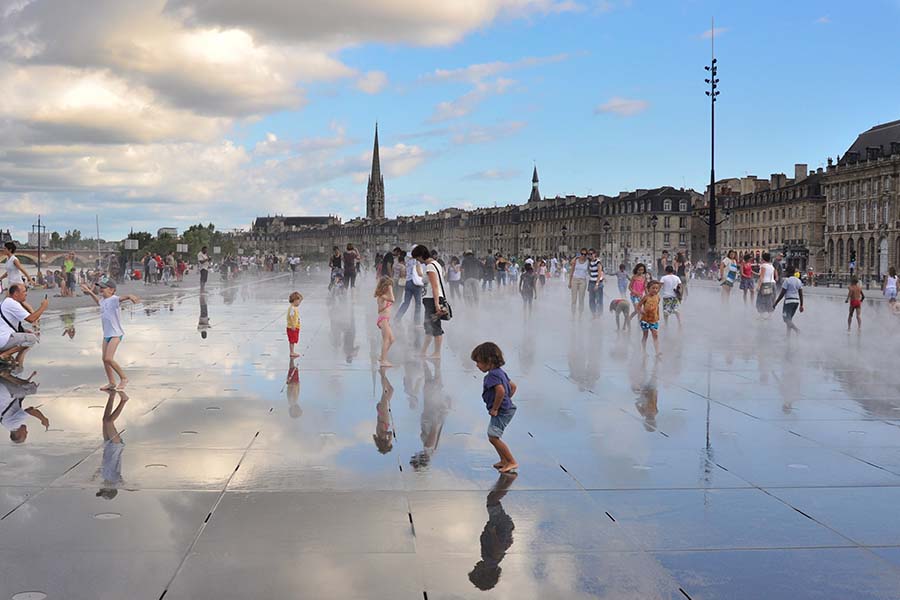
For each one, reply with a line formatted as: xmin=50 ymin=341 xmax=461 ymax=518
xmin=2 ymin=272 xmax=900 ymax=599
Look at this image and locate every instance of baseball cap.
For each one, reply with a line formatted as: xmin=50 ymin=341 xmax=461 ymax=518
xmin=98 ymin=277 xmax=117 ymax=290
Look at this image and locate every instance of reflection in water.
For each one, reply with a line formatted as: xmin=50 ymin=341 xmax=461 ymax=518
xmin=469 ymin=472 xmax=517 ymax=591
xmin=0 ymin=370 xmax=42 ymax=444
xmin=286 ymin=358 xmax=302 ymax=418
xmin=632 ymin=358 xmax=659 ymax=431
xmin=373 ymin=367 xmax=394 ymax=454
xmin=96 ymin=390 xmax=127 ymax=499
xmin=198 ymin=292 xmax=210 ymax=338
xmin=60 ymin=312 xmax=76 ymax=339
xmin=410 ymin=360 xmax=450 ymax=470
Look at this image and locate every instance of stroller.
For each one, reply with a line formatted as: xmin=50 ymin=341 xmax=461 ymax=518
xmin=329 ymin=268 xmax=345 ymax=295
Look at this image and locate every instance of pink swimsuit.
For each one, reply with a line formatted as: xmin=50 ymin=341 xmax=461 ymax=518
xmin=377 ymin=300 xmax=393 ymax=327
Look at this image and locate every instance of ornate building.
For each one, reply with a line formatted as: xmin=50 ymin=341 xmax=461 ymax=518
xmin=366 ymin=124 xmax=385 ymax=220
xmin=719 ymin=165 xmax=827 ymax=271
xmin=824 ymin=120 xmax=900 ymax=278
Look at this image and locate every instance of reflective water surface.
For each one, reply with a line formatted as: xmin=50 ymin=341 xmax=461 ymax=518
xmin=2 ymin=272 xmax=900 ymax=599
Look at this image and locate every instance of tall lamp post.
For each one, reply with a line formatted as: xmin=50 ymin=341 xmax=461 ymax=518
xmin=31 ymin=215 xmax=46 ymax=285
xmin=602 ymin=220 xmax=611 ymax=266
xmin=704 ymin=22 xmax=721 ymax=264
xmin=650 ymin=214 xmax=659 ymax=276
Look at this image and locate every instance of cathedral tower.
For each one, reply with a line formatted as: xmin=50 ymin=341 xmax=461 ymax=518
xmin=366 ymin=124 xmax=385 ymax=220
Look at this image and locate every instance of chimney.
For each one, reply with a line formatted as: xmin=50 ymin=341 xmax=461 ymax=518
xmin=770 ymin=174 xmax=779 ymax=189
xmin=794 ymin=163 xmax=808 ymax=182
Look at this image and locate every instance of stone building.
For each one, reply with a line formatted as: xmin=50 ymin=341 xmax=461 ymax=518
xmin=720 ymin=165 xmax=827 ymax=271
xmin=824 ymin=119 xmax=900 ymax=278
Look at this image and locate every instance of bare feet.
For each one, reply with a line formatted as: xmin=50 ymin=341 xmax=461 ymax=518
xmin=118 ymin=391 xmax=129 ymax=403
xmin=379 ymin=360 xmax=394 ymax=367
xmin=290 ymin=352 xmax=300 ymax=358
xmin=116 ymin=378 xmax=129 ymax=391
xmin=427 ymin=354 xmax=442 ymax=360
xmin=493 ymin=461 xmax=505 ymax=470
xmin=499 ymin=462 xmax=519 ymax=473
xmin=100 ymin=383 xmax=116 ymax=391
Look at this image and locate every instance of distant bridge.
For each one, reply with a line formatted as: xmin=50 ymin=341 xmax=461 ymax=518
xmin=9 ymin=249 xmax=108 ymax=269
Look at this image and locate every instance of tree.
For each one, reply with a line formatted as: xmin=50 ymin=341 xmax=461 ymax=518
xmin=50 ymin=231 xmax=61 ymax=247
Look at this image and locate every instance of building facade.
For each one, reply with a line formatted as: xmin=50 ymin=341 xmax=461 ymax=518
xmin=720 ymin=165 xmax=827 ymax=271
xmin=824 ymin=120 xmax=900 ymax=278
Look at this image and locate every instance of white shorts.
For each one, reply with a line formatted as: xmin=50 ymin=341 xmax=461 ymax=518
xmin=0 ymin=332 xmax=38 ymax=352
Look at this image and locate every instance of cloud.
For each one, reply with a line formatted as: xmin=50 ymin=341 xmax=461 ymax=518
xmin=594 ymin=96 xmax=649 ymax=117
xmin=422 ymin=53 xmax=569 ymax=83
xmin=452 ymin=121 xmax=526 ymax=144
xmin=429 ymin=78 xmax=515 ymax=122
xmin=356 ymin=70 xmax=388 ymax=94
xmin=463 ymin=169 xmax=520 ymax=181
xmin=700 ymin=26 xmax=729 ymax=39
xmin=815 ymin=16 xmax=830 ymax=24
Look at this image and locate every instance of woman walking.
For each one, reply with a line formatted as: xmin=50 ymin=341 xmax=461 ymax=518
xmin=412 ymin=245 xmax=448 ymax=359
xmin=755 ymin=252 xmax=777 ymax=318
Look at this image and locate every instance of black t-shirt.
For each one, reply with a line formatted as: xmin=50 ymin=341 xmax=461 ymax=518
xmin=343 ymin=252 xmax=357 ymax=274
xmin=330 ymin=255 xmax=342 ymax=270
xmin=484 ymin=257 xmax=496 ymax=279
xmin=462 ymin=256 xmax=481 ymax=279
xmin=381 ymin=253 xmax=394 ymax=276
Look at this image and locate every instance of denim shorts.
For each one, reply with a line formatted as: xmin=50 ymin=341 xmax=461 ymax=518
xmin=488 ymin=407 xmax=516 ymax=438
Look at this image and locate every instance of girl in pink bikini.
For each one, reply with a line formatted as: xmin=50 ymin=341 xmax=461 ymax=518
xmin=374 ymin=276 xmax=396 ymax=367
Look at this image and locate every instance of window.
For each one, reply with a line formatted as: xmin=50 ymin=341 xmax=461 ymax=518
xmin=663 ymin=199 xmax=672 ymax=211
xmin=850 ymin=204 xmax=856 ymax=225
xmin=883 ymin=202 xmax=889 ymax=223
xmin=679 ymin=200 xmax=687 ymax=212
xmin=841 ymin=205 xmax=846 ymax=225
xmin=664 ymin=216 xmax=671 ymax=228
xmin=679 ymin=233 xmax=686 ymax=244
xmin=679 ymin=216 xmax=686 ymax=228
xmin=663 ymin=233 xmax=670 ymax=244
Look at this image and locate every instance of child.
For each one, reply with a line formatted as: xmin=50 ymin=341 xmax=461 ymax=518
xmin=846 ymin=277 xmax=864 ymax=333
xmin=627 ymin=263 xmax=648 ymax=324
xmin=636 ymin=281 xmax=662 ymax=356
xmin=97 ymin=389 xmax=127 ymax=499
xmin=287 ymin=291 xmax=303 ymax=358
xmin=81 ymin=279 xmax=139 ymax=391
xmin=0 ymin=371 xmax=45 ymax=444
xmin=883 ymin=267 xmax=897 ymax=303
xmin=660 ymin=265 xmax=683 ymax=329
xmin=773 ymin=270 xmax=804 ymax=335
xmin=609 ymin=298 xmax=631 ymax=331
xmin=471 ymin=342 xmax=518 ymax=473
xmin=374 ymin=277 xmax=395 ymax=367
xmin=616 ymin=264 xmax=629 ymax=298
xmin=519 ymin=263 xmax=537 ymax=318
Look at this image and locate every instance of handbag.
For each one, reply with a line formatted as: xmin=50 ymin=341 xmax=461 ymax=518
xmin=433 ymin=263 xmax=453 ymax=321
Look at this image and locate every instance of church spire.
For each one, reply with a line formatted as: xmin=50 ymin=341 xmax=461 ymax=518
xmin=529 ymin=164 xmax=541 ymax=203
xmin=366 ymin=123 xmax=385 ymax=219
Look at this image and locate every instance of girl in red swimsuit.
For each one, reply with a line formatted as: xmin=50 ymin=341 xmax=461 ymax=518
xmin=375 ymin=276 xmax=396 ymax=367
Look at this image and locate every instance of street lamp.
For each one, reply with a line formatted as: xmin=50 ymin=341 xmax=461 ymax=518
xmin=493 ymin=230 xmax=503 ymax=254
xmin=31 ymin=215 xmax=46 ymax=285
xmin=560 ymin=224 xmax=568 ymax=259
xmin=602 ymin=220 xmax=611 ymax=266
xmin=650 ymin=214 xmax=659 ymax=276
xmin=704 ymin=22 xmax=721 ymax=264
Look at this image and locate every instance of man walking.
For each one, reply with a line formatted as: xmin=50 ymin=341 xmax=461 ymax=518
xmin=587 ymin=249 xmax=604 ymax=318
xmin=395 ymin=250 xmax=424 ymax=321
xmin=343 ymin=243 xmax=360 ymax=289
xmin=197 ymin=246 xmax=210 ymax=289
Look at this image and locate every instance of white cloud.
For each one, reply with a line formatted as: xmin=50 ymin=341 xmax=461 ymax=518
xmin=429 ymin=78 xmax=515 ymax=122
xmin=356 ymin=70 xmax=388 ymax=94
xmin=463 ymin=169 xmax=520 ymax=181
xmin=452 ymin=121 xmax=526 ymax=144
xmin=815 ymin=16 xmax=830 ymax=24
xmin=422 ymin=53 xmax=569 ymax=83
xmin=701 ymin=26 xmax=729 ymax=39
xmin=594 ymin=96 xmax=649 ymax=117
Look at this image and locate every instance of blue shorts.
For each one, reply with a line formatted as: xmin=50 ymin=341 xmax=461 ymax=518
xmin=104 ymin=335 xmax=123 ymax=343
xmin=488 ymin=407 xmax=516 ymax=438
xmin=630 ymin=295 xmax=642 ymax=305
xmin=640 ymin=320 xmax=659 ymax=331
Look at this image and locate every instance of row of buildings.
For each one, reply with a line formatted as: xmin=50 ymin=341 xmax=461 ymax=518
xmin=240 ymin=120 xmax=900 ymax=278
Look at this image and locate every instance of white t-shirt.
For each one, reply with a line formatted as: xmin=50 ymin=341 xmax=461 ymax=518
xmin=197 ymin=252 xmax=210 ymax=271
xmin=660 ymin=274 xmax=681 ymax=299
xmin=0 ymin=297 xmax=30 ymax=348
xmin=101 ymin=440 xmax=125 ymax=484
xmin=759 ymin=263 xmax=775 ymax=284
xmin=100 ymin=295 xmax=125 ymax=338
xmin=782 ymin=277 xmax=803 ymax=303
xmin=5 ymin=257 xmax=25 ymax=285
xmin=0 ymin=383 xmax=26 ymax=431
xmin=423 ymin=262 xmax=446 ymax=299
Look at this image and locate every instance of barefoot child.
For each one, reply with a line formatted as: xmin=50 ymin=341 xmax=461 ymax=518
xmin=627 ymin=263 xmax=648 ymax=324
xmin=374 ymin=277 xmax=395 ymax=367
xmin=846 ymin=277 xmax=864 ymax=333
xmin=471 ymin=342 xmax=518 ymax=473
xmin=636 ymin=281 xmax=662 ymax=356
xmin=287 ymin=292 xmax=303 ymax=358
xmin=81 ymin=280 xmax=139 ymax=391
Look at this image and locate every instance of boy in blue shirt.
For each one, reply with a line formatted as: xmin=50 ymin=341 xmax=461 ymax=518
xmin=471 ymin=342 xmax=518 ymax=473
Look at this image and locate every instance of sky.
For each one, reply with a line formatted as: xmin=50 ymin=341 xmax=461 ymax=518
xmin=1 ymin=0 xmax=899 ymax=241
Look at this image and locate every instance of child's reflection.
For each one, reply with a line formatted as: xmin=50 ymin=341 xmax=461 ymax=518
xmin=286 ymin=358 xmax=302 ymax=419
xmin=96 ymin=390 xmax=127 ymax=499
xmin=373 ymin=367 xmax=394 ymax=454
xmin=469 ymin=472 xmax=517 ymax=590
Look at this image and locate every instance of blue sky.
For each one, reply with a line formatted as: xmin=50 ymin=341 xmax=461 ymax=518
xmin=2 ymin=0 xmax=899 ymax=240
